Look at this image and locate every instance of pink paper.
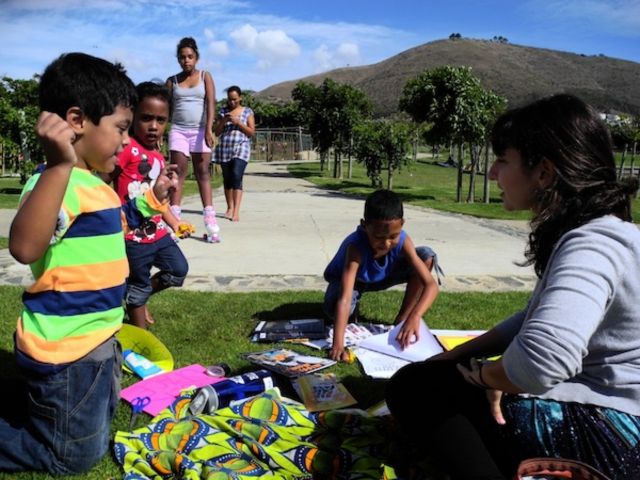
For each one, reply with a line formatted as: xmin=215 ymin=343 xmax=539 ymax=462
xmin=120 ymin=364 xmax=225 ymax=416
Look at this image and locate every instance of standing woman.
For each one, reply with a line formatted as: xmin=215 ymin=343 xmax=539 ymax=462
xmin=386 ymin=94 xmax=640 ymax=479
xmin=214 ymin=86 xmax=255 ymax=222
xmin=166 ymin=37 xmax=220 ymax=236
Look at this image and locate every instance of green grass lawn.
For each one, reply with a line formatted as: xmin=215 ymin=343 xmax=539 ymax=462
xmin=0 ymin=285 xmax=529 ymax=479
xmin=288 ymin=160 xmax=640 ymax=223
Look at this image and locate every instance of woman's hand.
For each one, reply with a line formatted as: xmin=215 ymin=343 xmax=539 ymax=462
xmin=205 ymin=130 xmax=214 ymax=148
xmin=486 ymin=389 xmax=505 ymax=425
xmin=457 ymin=358 xmax=506 ymax=425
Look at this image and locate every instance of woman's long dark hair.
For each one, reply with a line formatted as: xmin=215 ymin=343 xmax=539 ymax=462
xmin=491 ymin=94 xmax=638 ymax=277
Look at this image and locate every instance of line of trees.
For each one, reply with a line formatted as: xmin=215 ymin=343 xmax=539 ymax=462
xmin=3 ymin=71 xmax=639 ymax=199
xmin=0 ymin=76 xmax=41 ymax=182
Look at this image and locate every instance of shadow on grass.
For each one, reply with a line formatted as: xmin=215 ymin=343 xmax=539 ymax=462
xmin=0 ymin=188 xmax=22 ymax=195
xmin=254 ymin=302 xmax=325 ymax=321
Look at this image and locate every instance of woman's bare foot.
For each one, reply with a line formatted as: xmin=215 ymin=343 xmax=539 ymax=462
xmin=224 ymin=209 xmax=233 ymax=219
xmin=231 ymin=214 xmax=239 ymax=222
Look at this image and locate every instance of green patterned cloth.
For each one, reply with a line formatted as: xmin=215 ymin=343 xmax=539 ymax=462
xmin=114 ymin=388 xmax=429 ymax=479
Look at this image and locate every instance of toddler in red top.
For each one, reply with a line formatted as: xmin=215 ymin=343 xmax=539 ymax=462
xmin=111 ymin=82 xmax=189 ymax=328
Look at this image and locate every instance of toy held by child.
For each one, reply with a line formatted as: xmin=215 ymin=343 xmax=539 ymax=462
xmin=323 ymin=189 xmax=442 ymax=362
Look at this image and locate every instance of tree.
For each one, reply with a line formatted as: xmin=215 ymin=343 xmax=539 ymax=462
xmin=0 ymin=75 xmax=41 ymax=181
xmin=608 ymin=116 xmax=640 ymax=178
xmin=292 ymin=78 xmax=372 ymax=177
xmin=399 ymin=66 xmax=506 ymax=202
xmin=352 ymin=119 xmax=411 ymax=189
xmin=234 ymin=92 xmax=300 ymax=128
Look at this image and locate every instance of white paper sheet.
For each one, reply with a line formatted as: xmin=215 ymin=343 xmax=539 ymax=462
xmin=357 ymin=319 xmax=444 ymax=362
xmin=353 ymin=347 xmax=410 ymax=379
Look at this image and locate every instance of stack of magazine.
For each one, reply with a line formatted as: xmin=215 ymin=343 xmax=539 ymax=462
xmin=250 ymin=318 xmax=326 ymax=343
xmin=243 ymin=348 xmax=336 ymax=378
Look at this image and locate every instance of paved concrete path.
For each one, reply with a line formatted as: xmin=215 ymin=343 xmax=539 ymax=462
xmin=0 ymin=161 xmax=536 ymax=292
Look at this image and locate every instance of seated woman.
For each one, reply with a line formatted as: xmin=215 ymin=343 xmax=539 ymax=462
xmin=386 ymin=94 xmax=640 ymax=480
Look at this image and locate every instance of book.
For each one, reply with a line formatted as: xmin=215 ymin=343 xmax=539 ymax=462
xmin=250 ymin=318 xmax=326 ymax=342
xmin=358 ymin=319 xmax=444 ymax=362
xmin=242 ymin=348 xmax=336 ymax=378
xmin=327 ymin=322 xmax=392 ymax=347
xmin=291 ymin=373 xmax=357 ymax=411
xmin=431 ymin=329 xmax=486 ymax=351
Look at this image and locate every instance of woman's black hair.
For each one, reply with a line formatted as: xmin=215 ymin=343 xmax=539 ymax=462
xmin=226 ymin=85 xmax=242 ymax=96
xmin=491 ymin=94 xmax=638 ymax=277
xmin=176 ymin=37 xmax=199 ymax=59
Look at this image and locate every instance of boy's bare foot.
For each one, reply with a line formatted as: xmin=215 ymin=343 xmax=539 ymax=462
xmin=144 ymin=306 xmax=155 ymax=325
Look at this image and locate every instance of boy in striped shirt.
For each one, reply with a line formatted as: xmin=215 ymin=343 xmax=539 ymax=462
xmin=1 ymin=53 xmax=176 ymax=474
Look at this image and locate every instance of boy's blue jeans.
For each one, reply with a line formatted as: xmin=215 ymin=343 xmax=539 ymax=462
xmin=323 ymin=246 xmax=440 ymax=319
xmin=0 ymin=337 xmax=122 ymax=474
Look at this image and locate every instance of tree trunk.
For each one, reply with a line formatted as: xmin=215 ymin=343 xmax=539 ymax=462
xmin=483 ymin=140 xmax=491 ymax=203
xmin=630 ymin=141 xmax=637 ymax=177
xmin=466 ymin=143 xmax=478 ymax=203
xmin=348 ymin=136 xmax=353 ymax=179
xmin=333 ymin=150 xmax=339 ymax=178
xmin=387 ymin=162 xmax=393 ymax=190
xmin=456 ymin=143 xmax=464 ymax=202
xmin=618 ymin=144 xmax=627 ymax=179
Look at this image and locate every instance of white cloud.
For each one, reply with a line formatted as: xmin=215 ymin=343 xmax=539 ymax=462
xmin=209 ymin=41 xmax=230 ymax=57
xmin=310 ymin=42 xmax=361 ymax=72
xmin=336 ymin=42 xmax=360 ymax=64
xmin=204 ymin=28 xmax=214 ymax=40
xmin=230 ymin=23 xmax=301 ymax=69
xmin=312 ymin=44 xmax=332 ymax=71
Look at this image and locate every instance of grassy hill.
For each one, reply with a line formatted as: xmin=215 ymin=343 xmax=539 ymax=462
xmin=256 ymin=38 xmax=640 ymax=117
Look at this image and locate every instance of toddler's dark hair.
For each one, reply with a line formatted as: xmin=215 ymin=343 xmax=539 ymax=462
xmin=227 ymin=85 xmax=242 ymax=96
xmin=39 ymin=52 xmax=137 ymax=125
xmin=136 ymin=81 xmax=170 ymax=105
xmin=177 ymin=37 xmax=199 ymax=59
xmin=364 ymin=189 xmax=403 ymax=222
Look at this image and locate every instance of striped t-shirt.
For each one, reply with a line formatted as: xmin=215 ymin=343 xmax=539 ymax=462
xmin=16 ymin=167 xmax=166 ymax=364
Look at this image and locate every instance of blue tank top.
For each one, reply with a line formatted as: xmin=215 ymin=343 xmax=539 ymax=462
xmin=324 ymin=226 xmax=406 ymax=284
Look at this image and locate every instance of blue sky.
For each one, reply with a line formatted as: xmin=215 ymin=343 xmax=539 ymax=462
xmin=1 ymin=0 xmax=639 ymax=97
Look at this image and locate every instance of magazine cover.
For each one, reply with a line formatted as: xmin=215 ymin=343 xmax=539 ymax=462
xmin=242 ymin=348 xmax=336 ymax=378
xmin=250 ymin=318 xmax=326 ymax=342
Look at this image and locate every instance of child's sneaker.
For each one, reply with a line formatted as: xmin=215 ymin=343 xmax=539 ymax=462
xmin=203 ymin=206 xmax=220 ymax=243
xmin=170 ymin=205 xmax=181 ymax=221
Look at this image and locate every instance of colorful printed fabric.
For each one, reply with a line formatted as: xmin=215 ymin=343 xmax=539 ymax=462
xmin=114 ymin=389 xmax=429 ymax=479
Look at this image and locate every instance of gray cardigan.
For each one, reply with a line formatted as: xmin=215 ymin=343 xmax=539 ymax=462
xmin=496 ymin=215 xmax=640 ymax=416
